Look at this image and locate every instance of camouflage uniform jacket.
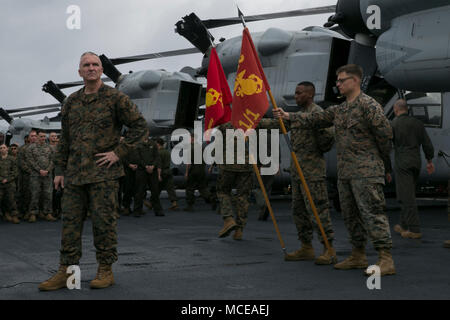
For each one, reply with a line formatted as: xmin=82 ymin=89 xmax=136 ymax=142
xmin=289 ymin=93 xmax=392 ymax=180
xmin=0 ymin=155 xmax=17 ymax=185
xmin=54 ymin=83 xmax=149 ymax=185
xmin=124 ymin=140 xmax=160 ymax=171
xmin=260 ymin=103 xmax=334 ymax=181
xmin=158 ymin=148 xmax=172 ymax=175
xmin=17 ymin=144 xmax=32 ymax=174
xmin=26 ymin=143 xmax=54 ymax=177
xmin=216 ymin=122 xmax=253 ymax=172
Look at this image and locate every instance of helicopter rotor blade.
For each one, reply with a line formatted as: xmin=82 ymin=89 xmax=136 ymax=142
xmin=4 ymin=103 xmax=62 ymax=114
xmin=202 ymin=5 xmax=337 ymax=29
xmin=12 ymin=107 xmax=62 ymax=118
xmin=110 ymin=47 xmax=201 ymax=65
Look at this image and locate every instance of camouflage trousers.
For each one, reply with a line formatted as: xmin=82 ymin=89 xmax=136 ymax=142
xmin=158 ymin=172 xmax=177 ymax=203
xmin=217 ymin=170 xmax=253 ymax=229
xmin=338 ymin=178 xmax=392 ymax=250
xmin=186 ymin=169 xmax=213 ymax=205
xmin=292 ymin=178 xmax=334 ymax=244
xmin=29 ymin=175 xmax=53 ymax=216
xmin=18 ymin=172 xmax=30 ymax=216
xmin=60 ymin=180 xmax=119 ymax=266
xmin=0 ymin=183 xmax=19 ymax=217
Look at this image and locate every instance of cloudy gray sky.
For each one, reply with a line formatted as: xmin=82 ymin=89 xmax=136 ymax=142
xmin=0 ymin=0 xmax=336 ymax=126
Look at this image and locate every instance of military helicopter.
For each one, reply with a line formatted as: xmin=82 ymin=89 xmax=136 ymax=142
xmin=169 ymin=0 xmax=450 ymax=196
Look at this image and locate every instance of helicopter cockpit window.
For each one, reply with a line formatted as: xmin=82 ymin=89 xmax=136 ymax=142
xmin=406 ymin=92 xmax=442 ymax=128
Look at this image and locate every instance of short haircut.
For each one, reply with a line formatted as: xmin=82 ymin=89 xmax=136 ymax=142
xmin=10 ymin=143 xmax=18 ymax=147
xmin=79 ymin=52 xmax=102 ymax=68
xmin=80 ymin=51 xmax=99 ymax=60
xmin=297 ymin=81 xmax=316 ymax=96
xmin=336 ymin=64 xmax=363 ymax=79
xmin=394 ymin=99 xmax=408 ymax=111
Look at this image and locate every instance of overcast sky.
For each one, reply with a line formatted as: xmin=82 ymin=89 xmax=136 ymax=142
xmin=0 ymin=0 xmax=336 ymax=127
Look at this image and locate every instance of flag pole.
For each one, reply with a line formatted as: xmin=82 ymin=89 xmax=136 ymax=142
xmin=237 ymin=6 xmax=286 ymax=256
xmin=236 ymin=5 xmax=334 ymax=259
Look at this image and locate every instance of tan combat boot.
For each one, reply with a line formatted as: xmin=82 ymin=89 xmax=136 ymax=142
xmin=143 ymin=200 xmax=153 ymax=210
xmin=315 ymin=245 xmax=337 ymax=265
xmin=169 ymin=201 xmax=179 ymax=211
xmin=284 ymin=243 xmax=315 ymax=261
xmin=401 ymin=231 xmax=422 ymax=239
xmin=28 ymin=214 xmax=36 ymax=223
xmin=334 ymin=247 xmax=368 ymax=270
xmin=45 ymin=214 xmax=57 ymax=222
xmin=365 ymin=249 xmax=396 ymax=276
xmin=444 ymin=240 xmax=450 ymax=248
xmin=38 ymin=265 xmax=69 ymax=291
xmin=233 ymin=228 xmax=243 ymax=241
xmin=10 ymin=216 xmax=20 ymax=224
xmin=393 ymin=224 xmax=406 ymax=234
xmin=90 ymin=264 xmax=115 ymax=289
xmin=218 ymin=217 xmax=238 ymax=238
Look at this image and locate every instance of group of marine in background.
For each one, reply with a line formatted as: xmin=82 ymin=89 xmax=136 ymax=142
xmin=0 ymin=129 xmax=60 ymax=224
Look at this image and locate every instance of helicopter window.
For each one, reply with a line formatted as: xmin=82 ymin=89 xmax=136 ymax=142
xmin=406 ymin=92 xmax=442 ymax=128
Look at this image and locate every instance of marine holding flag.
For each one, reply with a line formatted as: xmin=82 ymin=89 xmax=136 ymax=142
xmin=217 ymin=27 xmax=271 ymax=240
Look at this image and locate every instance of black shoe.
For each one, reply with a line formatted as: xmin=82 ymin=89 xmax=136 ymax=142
xmin=155 ymin=211 xmax=165 ymax=217
xmin=133 ymin=211 xmax=143 ymax=217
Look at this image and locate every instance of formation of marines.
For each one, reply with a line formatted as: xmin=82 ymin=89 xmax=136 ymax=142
xmin=1 ymin=54 xmax=447 ymax=291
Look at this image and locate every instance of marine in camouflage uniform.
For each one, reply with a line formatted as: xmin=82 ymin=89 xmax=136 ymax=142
xmin=53 ymin=83 xmax=148 ymax=266
xmin=216 ymin=122 xmax=253 ymax=240
xmin=0 ymin=145 xmax=20 ymax=224
xmin=132 ymin=139 xmax=164 ymax=216
xmin=39 ymin=52 xmax=148 ymax=292
xmin=260 ymin=95 xmax=336 ymax=263
xmin=274 ymin=65 xmax=395 ymax=275
xmin=156 ymin=139 xmax=178 ymax=210
xmin=26 ymin=132 xmax=56 ymax=222
xmin=17 ymin=131 xmax=37 ymax=221
xmin=184 ymin=138 xmax=216 ymax=211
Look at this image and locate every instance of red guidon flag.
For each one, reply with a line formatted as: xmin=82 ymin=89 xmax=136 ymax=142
xmin=231 ymin=27 xmax=270 ymax=132
xmin=205 ymin=47 xmax=232 ymax=135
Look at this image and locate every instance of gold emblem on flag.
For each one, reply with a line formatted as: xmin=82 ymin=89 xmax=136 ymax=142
xmin=206 ymin=88 xmax=223 ymax=107
xmin=234 ymin=70 xmax=263 ymax=97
